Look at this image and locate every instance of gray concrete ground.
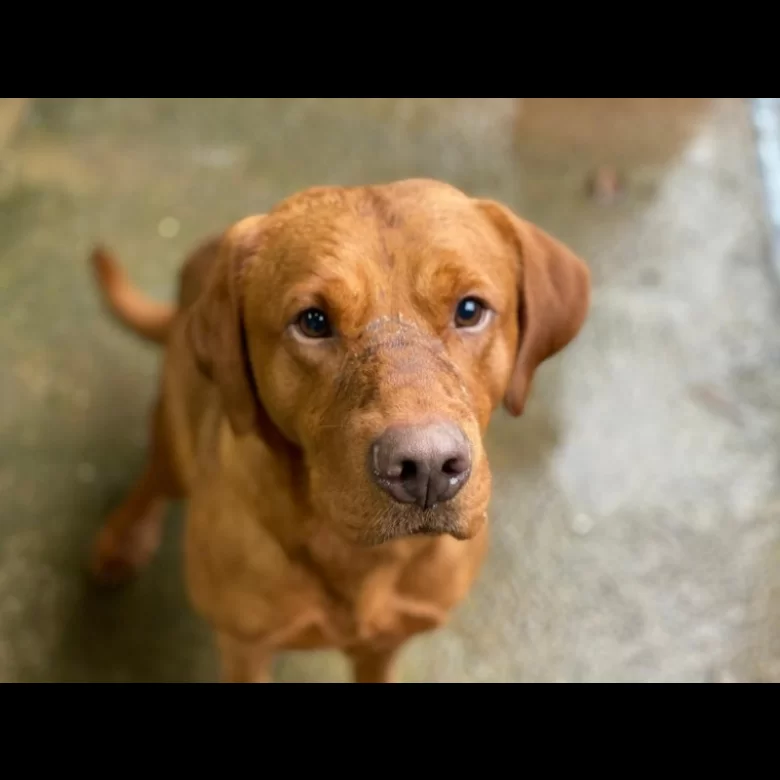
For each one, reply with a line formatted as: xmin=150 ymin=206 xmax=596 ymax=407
xmin=1 ymin=98 xmax=779 ymax=683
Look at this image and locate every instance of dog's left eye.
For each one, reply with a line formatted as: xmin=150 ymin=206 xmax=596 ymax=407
xmin=296 ymin=308 xmax=333 ymax=339
xmin=454 ymin=297 xmax=488 ymax=329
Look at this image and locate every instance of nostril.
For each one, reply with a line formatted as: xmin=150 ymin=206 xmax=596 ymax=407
xmin=442 ymin=457 xmax=468 ymax=477
xmin=399 ymin=461 xmax=417 ymax=481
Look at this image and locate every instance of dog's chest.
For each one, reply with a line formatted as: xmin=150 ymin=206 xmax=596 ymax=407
xmin=281 ymin=535 xmax=443 ymax=651
xmin=278 ymin=586 xmax=442 ymax=652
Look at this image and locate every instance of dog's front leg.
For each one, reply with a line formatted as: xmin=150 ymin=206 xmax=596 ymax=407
xmin=217 ymin=633 xmax=274 ymax=683
xmin=348 ymin=647 xmax=400 ymax=684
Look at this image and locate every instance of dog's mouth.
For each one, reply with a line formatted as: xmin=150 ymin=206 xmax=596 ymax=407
xmin=357 ymin=502 xmax=470 ymax=546
xmin=409 ymin=511 xmax=466 ymax=538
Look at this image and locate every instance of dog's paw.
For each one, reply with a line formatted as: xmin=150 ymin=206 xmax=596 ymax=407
xmin=89 ymin=523 xmax=161 ymax=588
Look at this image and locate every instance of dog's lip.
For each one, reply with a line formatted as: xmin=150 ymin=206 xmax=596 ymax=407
xmin=410 ymin=523 xmax=446 ymax=536
xmin=406 ymin=523 xmax=470 ymax=542
xmin=353 ymin=505 xmax=476 ymax=546
xmin=400 ymin=507 xmax=465 ymax=537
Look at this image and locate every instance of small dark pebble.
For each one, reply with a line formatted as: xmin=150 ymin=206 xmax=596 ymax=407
xmin=586 ymin=166 xmax=625 ymax=204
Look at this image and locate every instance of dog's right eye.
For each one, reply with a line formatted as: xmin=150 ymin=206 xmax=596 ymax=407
xmin=296 ymin=308 xmax=333 ymax=339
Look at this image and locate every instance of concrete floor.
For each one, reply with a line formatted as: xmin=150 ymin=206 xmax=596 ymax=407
xmin=1 ymin=97 xmax=779 ymax=683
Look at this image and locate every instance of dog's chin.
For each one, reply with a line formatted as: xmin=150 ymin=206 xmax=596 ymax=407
xmin=312 ymin=480 xmax=486 ymax=548
xmin=351 ymin=503 xmax=477 ymax=547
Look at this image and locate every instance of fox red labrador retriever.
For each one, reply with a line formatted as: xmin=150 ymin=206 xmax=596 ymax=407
xmin=88 ymin=178 xmax=590 ymax=682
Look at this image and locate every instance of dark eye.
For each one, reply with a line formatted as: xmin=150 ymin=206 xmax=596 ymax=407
xmin=454 ymin=297 xmax=487 ymax=329
xmin=296 ymin=308 xmax=332 ymax=339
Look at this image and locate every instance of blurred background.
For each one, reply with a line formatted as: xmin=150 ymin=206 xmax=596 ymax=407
xmin=1 ymin=97 xmax=779 ymax=683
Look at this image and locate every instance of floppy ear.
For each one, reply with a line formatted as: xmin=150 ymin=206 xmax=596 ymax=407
xmin=477 ymin=200 xmax=591 ymax=417
xmin=185 ymin=215 xmax=270 ymax=438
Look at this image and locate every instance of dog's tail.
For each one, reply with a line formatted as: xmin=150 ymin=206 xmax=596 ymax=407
xmin=90 ymin=245 xmax=176 ymax=345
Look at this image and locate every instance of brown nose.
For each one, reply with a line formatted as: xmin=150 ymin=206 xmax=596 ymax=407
xmin=370 ymin=422 xmax=472 ymax=510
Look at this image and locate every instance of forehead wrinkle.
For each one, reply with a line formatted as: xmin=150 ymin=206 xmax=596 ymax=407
xmin=386 ymin=242 xmax=501 ymax=324
xmin=247 ymin=238 xmax=382 ymax=333
xmin=264 ymin=217 xmax=386 ymax=286
xmin=284 ymin=260 xmax=370 ymax=311
xmin=421 ymin=256 xmax=503 ymax=300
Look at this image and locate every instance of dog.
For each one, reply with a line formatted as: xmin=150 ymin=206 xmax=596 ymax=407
xmin=88 ymin=178 xmax=590 ymax=683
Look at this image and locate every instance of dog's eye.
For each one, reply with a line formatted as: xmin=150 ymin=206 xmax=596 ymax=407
xmin=454 ymin=297 xmax=487 ymax=329
xmin=296 ymin=308 xmax=332 ymax=339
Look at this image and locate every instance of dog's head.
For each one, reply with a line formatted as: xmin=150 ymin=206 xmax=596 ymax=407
xmin=187 ymin=179 xmax=590 ymax=545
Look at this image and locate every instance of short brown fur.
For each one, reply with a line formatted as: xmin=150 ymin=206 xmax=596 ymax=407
xmin=89 ymin=178 xmax=590 ymax=682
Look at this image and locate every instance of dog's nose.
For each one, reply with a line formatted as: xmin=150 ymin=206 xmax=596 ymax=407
xmin=370 ymin=422 xmax=472 ymax=510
